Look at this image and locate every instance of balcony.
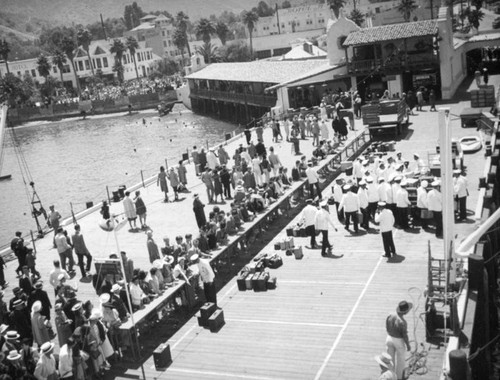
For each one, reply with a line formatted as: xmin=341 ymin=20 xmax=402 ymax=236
xmin=347 ymin=54 xmax=439 ymax=74
xmin=190 ymin=88 xmax=277 ymax=108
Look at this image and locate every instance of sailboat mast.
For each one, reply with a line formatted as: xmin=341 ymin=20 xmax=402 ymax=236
xmin=0 ymin=104 xmax=12 ymax=181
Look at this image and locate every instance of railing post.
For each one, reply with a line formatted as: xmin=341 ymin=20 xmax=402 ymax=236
xmin=141 ymin=170 xmax=145 ymax=188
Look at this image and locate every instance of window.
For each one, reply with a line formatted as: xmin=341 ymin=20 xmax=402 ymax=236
xmin=78 ymin=61 xmax=84 ymax=71
xmin=167 ymin=30 xmax=170 ymax=36
xmin=92 ymin=59 xmax=96 ymax=69
xmin=163 ymin=40 xmax=167 ymax=47
xmin=137 ymin=53 xmax=141 ymax=62
xmin=31 ymin=69 xmax=36 ymax=77
xmin=103 ymin=57 xmax=108 ymax=67
xmin=96 ymin=58 xmax=102 ymax=69
xmin=85 ymin=60 xmax=90 ymax=70
xmin=162 ymin=30 xmax=166 ymax=37
xmin=53 ymin=66 xmax=57 ymax=73
xmin=25 ymin=70 xmax=29 ymax=76
xmin=63 ymin=64 xmax=71 ymax=73
xmin=375 ymin=7 xmax=380 ymax=13
xmin=17 ymin=71 xmax=21 ymax=76
xmin=168 ymin=40 xmax=172 ymax=47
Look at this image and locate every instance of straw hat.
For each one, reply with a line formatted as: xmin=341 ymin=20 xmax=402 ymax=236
xmin=374 ymin=352 xmax=394 ymax=369
xmin=40 ymin=342 xmax=55 ymax=354
xmin=163 ymin=255 xmax=174 ymax=265
xmin=396 ymin=300 xmax=413 ymax=315
xmin=99 ymin=293 xmax=111 ymax=304
xmin=6 ymin=350 xmax=21 ymax=361
xmin=5 ymin=331 xmax=20 ymax=340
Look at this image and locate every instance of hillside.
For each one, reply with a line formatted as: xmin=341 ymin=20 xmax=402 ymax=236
xmin=0 ymin=0 xmax=265 ymax=26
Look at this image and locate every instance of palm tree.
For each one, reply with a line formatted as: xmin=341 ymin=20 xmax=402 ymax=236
xmin=216 ymin=21 xmax=230 ymax=46
xmin=126 ymin=36 xmax=140 ymax=79
xmin=0 ymin=39 xmax=11 ymax=74
xmin=328 ymin=0 xmax=346 ymax=19
xmin=397 ymin=0 xmax=418 ymax=22
xmin=110 ymin=38 xmax=126 ymax=83
xmin=242 ymin=11 xmax=259 ymax=59
xmin=76 ymin=28 xmax=94 ymax=76
xmin=176 ymin=11 xmax=192 ymax=57
xmin=51 ymin=49 xmax=67 ymax=84
xmin=349 ymin=9 xmax=365 ymax=26
xmin=195 ymin=19 xmax=216 ymax=63
xmin=36 ymin=54 xmax=51 ymax=80
xmin=173 ymin=27 xmax=187 ymax=66
xmin=60 ymin=36 xmax=81 ymax=97
xmin=196 ymin=42 xmax=219 ymax=64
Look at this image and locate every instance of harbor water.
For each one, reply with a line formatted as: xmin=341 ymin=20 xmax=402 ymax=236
xmin=0 ymin=105 xmax=239 ymax=248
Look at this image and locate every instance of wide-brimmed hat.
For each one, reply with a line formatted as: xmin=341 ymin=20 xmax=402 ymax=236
xmin=163 ymin=255 xmax=174 ymax=265
xmin=152 ymin=259 xmax=163 ymax=269
xmin=5 ymin=331 xmax=20 ymax=340
xmin=40 ymin=342 xmax=55 ymax=354
xmin=431 ymin=180 xmax=441 ymax=187
xmin=31 ymin=301 xmax=42 ymax=313
xmin=421 ymin=180 xmax=428 ymax=188
xmin=374 ymin=352 xmax=394 ymax=369
xmin=111 ymin=284 xmax=122 ymax=293
xmin=190 ymin=254 xmax=200 ymax=262
xmin=71 ymin=302 xmax=82 ymax=312
xmin=396 ymin=300 xmax=413 ymax=315
xmin=12 ymin=299 xmax=24 ymax=308
xmin=34 ymin=281 xmax=43 ymax=289
xmin=6 ymin=350 xmax=21 ymax=361
xmin=378 ymin=202 xmax=387 ymax=208
xmin=58 ymin=273 xmax=66 ymax=281
xmin=366 ymin=176 xmax=374 ymax=183
xmin=99 ymin=293 xmax=111 ymax=304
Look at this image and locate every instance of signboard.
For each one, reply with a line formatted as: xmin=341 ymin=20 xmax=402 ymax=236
xmin=413 ymin=73 xmax=437 ymax=88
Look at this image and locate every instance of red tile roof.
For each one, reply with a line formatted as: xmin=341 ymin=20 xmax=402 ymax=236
xmin=343 ymin=20 xmax=438 ymax=46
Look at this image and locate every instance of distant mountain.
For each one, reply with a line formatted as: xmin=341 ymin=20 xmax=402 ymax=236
xmin=0 ymin=0 xmax=266 ymax=25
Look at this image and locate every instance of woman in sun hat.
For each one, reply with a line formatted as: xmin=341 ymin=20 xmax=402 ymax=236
xmin=375 ymin=352 xmax=397 ymax=379
xmin=385 ymin=300 xmax=413 ymax=380
xmin=34 ymin=341 xmax=58 ymax=380
xmin=31 ymin=301 xmax=51 ymax=349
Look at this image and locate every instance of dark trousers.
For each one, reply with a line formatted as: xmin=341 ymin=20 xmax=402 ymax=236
xmin=433 ymin=211 xmax=443 ymax=237
xmin=59 ymin=249 xmax=75 ymax=272
xmin=360 ymin=207 xmax=370 ymax=229
xmin=345 ymin=211 xmax=359 ymax=232
xmin=368 ymin=202 xmax=377 ymax=221
xmin=76 ymin=252 xmax=92 ymax=277
xmin=309 ymin=182 xmax=322 ymax=200
xmin=203 ymin=281 xmax=217 ymax=306
xmin=0 ymin=268 xmax=5 ymax=286
xmin=223 ymin=182 xmax=232 ymax=198
xmin=381 ymin=231 xmax=396 ymax=257
xmin=396 ymin=207 xmax=409 ymax=229
xmin=320 ymin=230 xmax=331 ymax=256
xmin=415 ymin=207 xmax=428 ymax=228
xmin=335 ymin=202 xmax=344 ymax=221
xmin=458 ymin=196 xmax=467 ymax=220
xmin=305 ymin=225 xmax=317 ymax=248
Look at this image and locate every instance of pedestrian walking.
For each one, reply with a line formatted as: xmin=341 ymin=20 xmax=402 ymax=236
xmin=453 ymin=169 xmax=468 ymax=221
xmin=29 ymin=281 xmax=52 ymax=321
xmin=71 ymin=224 xmax=92 ymax=279
xmin=47 ymin=205 xmax=61 ymax=248
xmin=299 ymin=199 xmax=319 ymax=249
xmin=31 ymin=301 xmax=51 ymax=349
xmin=157 ymin=166 xmax=169 ymax=203
xmin=54 ymin=228 xmax=75 ymax=274
xmin=375 ymin=202 xmax=396 ymax=258
xmin=134 ymin=191 xmax=147 ymax=229
xmin=11 ymin=231 xmax=27 ymax=277
xmin=385 ymin=301 xmax=412 ymax=380
xmin=339 ymin=185 xmax=360 ymax=233
xmin=305 ymin=162 xmax=321 ymax=200
xmin=178 ymin=160 xmax=188 ymax=186
xmin=201 ymin=168 xmax=214 ymax=203
xmin=123 ymin=191 xmax=138 ymax=230
xmin=314 ymin=201 xmax=338 ymax=257
xmin=193 ymin=194 xmax=206 ymax=228
xmin=427 ymin=180 xmax=443 ymax=238
xmin=429 ymin=89 xmax=436 ymax=111
xmin=146 ymin=230 xmax=160 ymax=264
xmin=168 ymin=167 xmax=180 ymax=201
xmin=192 ymin=145 xmax=200 ymax=176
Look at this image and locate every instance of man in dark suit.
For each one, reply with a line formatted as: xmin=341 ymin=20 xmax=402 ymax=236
xmin=29 ymin=281 xmax=52 ymax=321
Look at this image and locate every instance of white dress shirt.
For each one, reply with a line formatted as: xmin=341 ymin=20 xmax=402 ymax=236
xmin=130 ymin=282 xmax=145 ymax=306
xmin=357 ymin=188 xmax=369 ymax=208
xmin=416 ymin=187 xmax=428 ymax=208
xmin=427 ymin=189 xmax=442 ymax=212
xmin=198 ymin=259 xmax=215 ymax=283
xmin=300 ymin=204 xmax=318 ymax=227
xmin=367 ymin=183 xmax=379 ymax=203
xmin=314 ymin=208 xmax=336 ymax=230
xmin=375 ymin=208 xmax=395 ymax=232
xmin=395 ymin=188 xmax=411 ymax=208
xmin=333 ymin=184 xmax=344 ymax=202
xmin=339 ymin=192 xmax=360 ymax=213
xmin=454 ymin=176 xmax=468 ymax=198
xmin=305 ymin=167 xmax=319 ymax=184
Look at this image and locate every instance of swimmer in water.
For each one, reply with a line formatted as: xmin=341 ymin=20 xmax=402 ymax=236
xmin=142 ymin=118 xmax=146 ymax=125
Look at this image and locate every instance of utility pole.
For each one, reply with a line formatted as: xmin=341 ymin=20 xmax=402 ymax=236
xmin=100 ymin=13 xmax=107 ymax=40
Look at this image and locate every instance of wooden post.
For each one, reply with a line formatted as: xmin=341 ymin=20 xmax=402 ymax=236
xmin=186 ymin=148 xmax=190 ymax=163
xmin=30 ymin=230 xmax=37 ymax=254
xmin=106 ymin=186 xmax=111 ymax=206
xmin=70 ymin=202 xmax=77 ymax=225
xmin=165 ymin=158 xmax=168 ymax=170
xmin=140 ymin=170 xmax=145 ymax=188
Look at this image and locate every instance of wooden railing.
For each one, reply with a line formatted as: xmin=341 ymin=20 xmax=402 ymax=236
xmin=191 ymin=88 xmax=277 ymax=107
xmin=347 ymin=54 xmax=438 ymax=73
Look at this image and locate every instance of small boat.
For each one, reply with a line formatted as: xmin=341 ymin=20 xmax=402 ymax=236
xmin=459 ymin=135 xmax=482 ymax=153
xmin=158 ymin=102 xmax=174 ymax=117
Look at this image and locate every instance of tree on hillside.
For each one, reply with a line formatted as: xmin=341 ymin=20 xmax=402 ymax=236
xmin=252 ymin=1 xmax=274 ymax=17
xmin=176 ymin=12 xmax=192 ymax=57
xmin=60 ymin=36 xmax=81 ymax=96
xmin=124 ymin=2 xmax=145 ymax=30
xmin=36 ymin=54 xmax=51 ymax=80
xmin=219 ymin=41 xmax=252 ymax=62
xmin=328 ymin=0 xmax=346 ymax=18
xmin=126 ymin=36 xmax=140 ymax=79
xmin=110 ymin=38 xmax=126 ymax=83
xmin=242 ymin=11 xmax=259 ymax=59
xmin=0 ymin=39 xmax=11 ymax=74
xmin=39 ymin=26 xmax=76 ymax=52
xmin=281 ymin=1 xmax=292 ymax=9
xmin=397 ymin=0 xmax=418 ymax=22
xmin=349 ymin=9 xmax=365 ymax=26
xmin=195 ymin=19 xmax=216 ymax=63
xmin=76 ymin=28 xmax=94 ymax=76
xmin=87 ymin=18 xmax=126 ymax=39
xmin=461 ymin=6 xmax=485 ymax=30
xmin=0 ymin=73 xmax=34 ymax=106
xmin=216 ymin=21 xmax=230 ymax=46
xmin=173 ymin=27 xmax=187 ymax=66
xmin=51 ymin=49 xmax=67 ymax=84
xmin=149 ymin=59 xmax=179 ymax=78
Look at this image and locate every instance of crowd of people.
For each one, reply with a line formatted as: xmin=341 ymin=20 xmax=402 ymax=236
xmin=82 ymin=78 xmax=176 ymax=102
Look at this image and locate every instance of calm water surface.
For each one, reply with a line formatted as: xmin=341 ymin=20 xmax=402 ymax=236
xmin=0 ymin=105 xmax=239 ymax=247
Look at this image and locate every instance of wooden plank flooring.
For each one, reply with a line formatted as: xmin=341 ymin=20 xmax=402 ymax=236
xmin=118 ymin=89 xmax=494 ymax=379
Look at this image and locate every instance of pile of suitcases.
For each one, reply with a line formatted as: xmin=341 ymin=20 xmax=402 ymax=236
xmin=274 ymin=237 xmax=303 ymax=260
xmin=237 ymin=269 xmax=277 ymax=292
xmin=197 ymin=302 xmax=225 ymax=333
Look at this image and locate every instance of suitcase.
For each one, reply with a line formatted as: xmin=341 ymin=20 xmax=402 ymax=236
xmin=237 ymin=272 xmax=248 ymax=291
xmin=255 ymin=272 xmax=269 ymax=292
xmin=280 ymin=241 xmax=287 ymax=250
xmin=268 ymin=255 xmax=283 ymax=269
xmin=197 ymin=313 xmax=207 ymax=327
xmin=286 ymin=228 xmax=294 ymax=236
xmin=274 ymin=243 xmax=281 ymax=250
xmin=298 ymin=228 xmax=306 ymax=237
xmin=285 ymin=237 xmax=294 ymax=249
xmin=245 ymin=273 xmax=253 ymax=290
xmin=251 ymin=273 xmax=260 ymax=290
xmin=153 ymin=343 xmax=172 ymax=370
xmin=293 ymin=246 xmax=304 ymax=260
xmin=266 ymin=276 xmax=277 ymax=290
xmin=208 ymin=308 xmax=225 ymax=333
xmin=200 ymin=302 xmax=217 ymax=321
xmin=285 ymin=249 xmax=293 ymax=256
xmin=255 ymin=261 xmax=265 ymax=272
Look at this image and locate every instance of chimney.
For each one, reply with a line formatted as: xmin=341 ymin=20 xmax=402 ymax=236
xmin=303 ymin=42 xmax=313 ymax=54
